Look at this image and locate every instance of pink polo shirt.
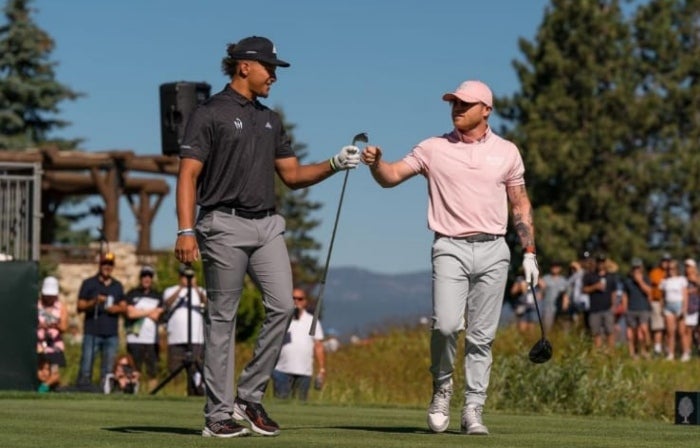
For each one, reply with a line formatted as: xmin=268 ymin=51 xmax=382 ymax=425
xmin=402 ymin=128 xmax=525 ymax=237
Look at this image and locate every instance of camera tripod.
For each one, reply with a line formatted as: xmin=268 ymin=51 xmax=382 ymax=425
xmin=150 ymin=266 xmax=204 ymax=395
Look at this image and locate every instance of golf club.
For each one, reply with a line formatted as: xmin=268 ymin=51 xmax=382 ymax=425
xmin=309 ymin=132 xmax=368 ymax=336
xmin=528 ymin=281 xmax=553 ymax=363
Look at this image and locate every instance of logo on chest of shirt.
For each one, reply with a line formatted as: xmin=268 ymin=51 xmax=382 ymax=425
xmin=265 ymin=121 xmax=272 ymax=129
xmin=234 ymin=117 xmax=243 ymax=130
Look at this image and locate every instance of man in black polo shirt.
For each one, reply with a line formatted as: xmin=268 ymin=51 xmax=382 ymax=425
xmin=582 ymin=254 xmax=616 ymax=350
xmin=76 ymin=252 xmax=127 ymax=389
xmin=174 ymin=35 xmax=361 ymax=438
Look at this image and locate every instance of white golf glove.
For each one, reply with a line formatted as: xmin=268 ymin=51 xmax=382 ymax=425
xmin=523 ymin=253 xmax=540 ymax=286
xmin=331 ymin=145 xmax=361 ymax=171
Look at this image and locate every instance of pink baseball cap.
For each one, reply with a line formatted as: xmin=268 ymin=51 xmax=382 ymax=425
xmin=442 ymin=80 xmax=493 ymax=108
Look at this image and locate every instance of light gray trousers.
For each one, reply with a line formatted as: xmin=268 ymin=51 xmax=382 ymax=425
xmin=430 ymin=236 xmax=510 ymax=406
xmin=196 ymin=211 xmax=294 ymax=422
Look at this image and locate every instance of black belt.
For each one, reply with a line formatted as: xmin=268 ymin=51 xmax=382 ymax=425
xmin=205 ymin=205 xmax=276 ymax=220
xmin=435 ymin=232 xmax=502 ymax=243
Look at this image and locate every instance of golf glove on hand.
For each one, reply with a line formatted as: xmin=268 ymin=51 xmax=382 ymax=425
xmin=331 ymin=145 xmax=361 ymax=171
xmin=523 ymin=253 xmax=539 ymax=286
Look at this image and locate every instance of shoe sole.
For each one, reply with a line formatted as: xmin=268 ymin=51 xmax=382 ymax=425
xmin=202 ymin=427 xmax=250 ymax=438
xmin=233 ymin=406 xmax=280 ymax=436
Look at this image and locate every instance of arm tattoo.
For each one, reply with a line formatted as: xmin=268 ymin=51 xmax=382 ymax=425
xmin=508 ymin=184 xmax=535 ymax=248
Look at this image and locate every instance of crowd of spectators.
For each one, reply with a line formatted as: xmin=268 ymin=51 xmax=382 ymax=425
xmin=37 ymin=257 xmax=209 ymax=394
xmin=511 ymin=251 xmax=700 ymax=361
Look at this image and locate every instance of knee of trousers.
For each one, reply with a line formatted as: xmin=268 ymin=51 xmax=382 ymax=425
xmin=432 ymin=317 xmax=462 ymax=336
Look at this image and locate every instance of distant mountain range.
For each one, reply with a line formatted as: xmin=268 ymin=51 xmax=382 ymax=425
xmin=316 ymin=267 xmax=515 ymax=339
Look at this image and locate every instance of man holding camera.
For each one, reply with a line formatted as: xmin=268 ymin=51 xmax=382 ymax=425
xmin=163 ymin=264 xmax=207 ymax=396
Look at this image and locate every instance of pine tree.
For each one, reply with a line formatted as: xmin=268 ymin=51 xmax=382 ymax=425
xmin=0 ymin=0 xmax=82 ymax=149
xmin=274 ymin=108 xmax=323 ymax=286
xmin=632 ymin=0 xmax=700 ymax=257
xmin=498 ymin=0 xmax=653 ymax=264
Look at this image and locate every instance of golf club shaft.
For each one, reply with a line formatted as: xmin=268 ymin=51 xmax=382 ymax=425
xmin=529 ymin=282 xmax=546 ymax=338
xmin=309 ymin=170 xmax=350 ymax=336
xmin=309 ymin=133 xmax=367 ymax=336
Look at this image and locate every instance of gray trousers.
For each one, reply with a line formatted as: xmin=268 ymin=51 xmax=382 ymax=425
xmin=430 ymin=236 xmax=509 ymax=406
xmin=196 ymin=211 xmax=294 ymax=422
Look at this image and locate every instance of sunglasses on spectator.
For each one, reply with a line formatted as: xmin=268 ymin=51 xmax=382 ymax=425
xmin=293 ymin=296 xmax=306 ymax=301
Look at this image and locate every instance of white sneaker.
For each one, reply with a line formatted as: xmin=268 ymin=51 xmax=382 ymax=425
xmin=681 ymin=352 xmax=692 ymax=362
xmin=427 ymin=380 xmax=452 ymax=432
xmin=461 ymin=404 xmax=488 ymax=435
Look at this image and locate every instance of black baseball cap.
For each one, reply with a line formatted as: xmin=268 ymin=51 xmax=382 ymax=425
xmin=228 ymin=36 xmax=290 ymax=67
xmin=140 ymin=265 xmax=155 ymax=277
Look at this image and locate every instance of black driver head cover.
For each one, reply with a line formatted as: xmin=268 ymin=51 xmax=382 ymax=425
xmin=529 ymin=338 xmax=553 ymax=364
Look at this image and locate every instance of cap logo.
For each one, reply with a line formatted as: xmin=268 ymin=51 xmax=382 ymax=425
xmin=234 ymin=117 xmax=243 ymax=130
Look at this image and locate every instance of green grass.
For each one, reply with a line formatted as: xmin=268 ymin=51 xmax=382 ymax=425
xmin=0 ymin=393 xmax=697 ymax=448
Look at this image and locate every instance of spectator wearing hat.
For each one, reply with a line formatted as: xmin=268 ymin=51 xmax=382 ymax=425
xmin=621 ymin=258 xmax=652 ymax=359
xmin=582 ymin=254 xmax=616 ymax=350
xmin=125 ymin=265 xmax=164 ymax=391
xmin=37 ymin=276 xmax=68 ymax=390
xmin=659 ymin=259 xmax=688 ymax=360
xmin=76 ymin=253 xmax=127 ymax=388
xmin=648 ymin=253 xmax=671 ymax=356
xmin=163 ymin=264 xmax=207 ymax=396
xmin=682 ymin=258 xmax=699 ymax=362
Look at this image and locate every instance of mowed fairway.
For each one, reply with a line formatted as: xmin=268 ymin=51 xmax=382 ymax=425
xmin=0 ymin=393 xmax=696 ymax=448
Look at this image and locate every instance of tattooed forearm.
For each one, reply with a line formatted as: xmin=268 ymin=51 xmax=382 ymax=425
xmin=508 ymin=185 xmax=535 ymax=249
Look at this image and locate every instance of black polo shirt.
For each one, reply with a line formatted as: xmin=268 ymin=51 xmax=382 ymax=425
xmin=78 ymin=274 xmax=125 ymax=336
xmin=180 ymin=84 xmax=296 ymax=211
xmin=583 ymin=272 xmax=614 ymax=313
xmin=623 ymin=274 xmax=652 ymax=312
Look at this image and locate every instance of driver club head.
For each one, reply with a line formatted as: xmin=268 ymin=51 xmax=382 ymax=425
xmin=529 ymin=337 xmax=553 ymax=364
xmin=352 ymin=132 xmax=369 ymax=146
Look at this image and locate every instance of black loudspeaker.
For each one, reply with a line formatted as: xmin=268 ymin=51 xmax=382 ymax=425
xmin=159 ymin=81 xmax=211 ymax=156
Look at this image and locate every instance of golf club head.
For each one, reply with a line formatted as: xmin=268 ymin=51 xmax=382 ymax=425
xmin=352 ymin=132 xmax=369 ymax=146
xmin=529 ymin=338 xmax=553 ymax=364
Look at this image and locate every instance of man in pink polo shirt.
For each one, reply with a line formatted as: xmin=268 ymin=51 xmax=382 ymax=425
xmin=361 ymin=80 xmax=538 ymax=436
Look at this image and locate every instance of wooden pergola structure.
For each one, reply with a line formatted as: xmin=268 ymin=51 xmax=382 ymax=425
xmin=0 ymin=147 xmax=179 ymax=253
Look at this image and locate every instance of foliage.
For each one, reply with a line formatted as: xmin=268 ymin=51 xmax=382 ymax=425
xmin=498 ymin=0 xmax=700 ymax=270
xmin=0 ymin=0 xmax=82 ymax=149
xmin=319 ymin=323 xmax=700 ymax=421
xmin=0 ymin=0 xmax=87 ymax=245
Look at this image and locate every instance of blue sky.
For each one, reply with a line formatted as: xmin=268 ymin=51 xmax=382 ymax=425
xmin=34 ymin=0 xmax=549 ymax=274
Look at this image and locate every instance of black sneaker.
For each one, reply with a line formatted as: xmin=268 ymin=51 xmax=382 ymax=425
xmin=202 ymin=419 xmax=250 ymax=438
xmin=233 ymin=397 xmax=280 ymax=436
